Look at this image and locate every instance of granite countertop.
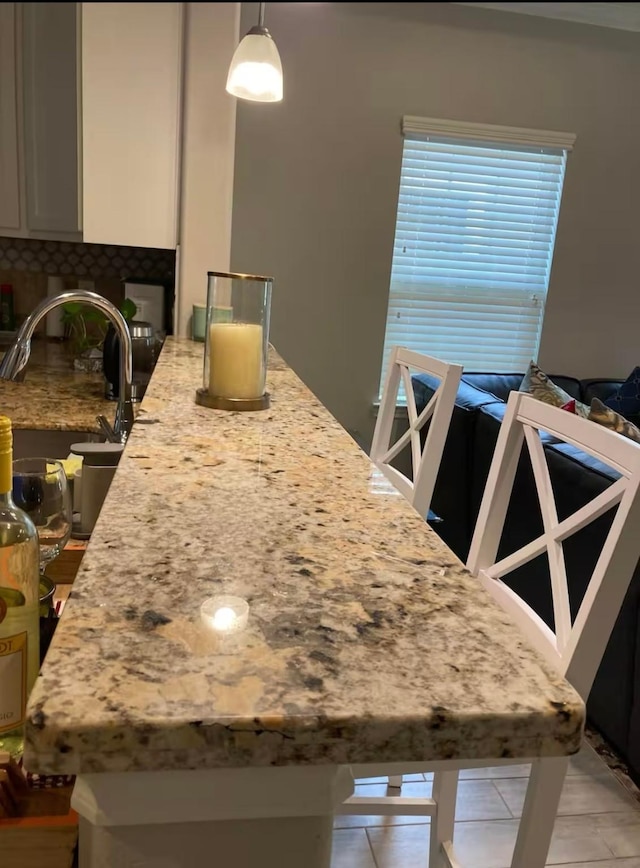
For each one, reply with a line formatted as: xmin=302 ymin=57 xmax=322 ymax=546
xmin=25 ymin=338 xmax=585 ymax=775
xmin=0 ymin=340 xmax=112 ymax=432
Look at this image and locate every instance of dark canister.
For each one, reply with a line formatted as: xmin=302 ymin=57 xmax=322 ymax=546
xmin=103 ymin=320 xmax=157 ymax=402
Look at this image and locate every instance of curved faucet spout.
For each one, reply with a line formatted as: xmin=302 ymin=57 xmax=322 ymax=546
xmin=0 ymin=290 xmax=134 ymax=443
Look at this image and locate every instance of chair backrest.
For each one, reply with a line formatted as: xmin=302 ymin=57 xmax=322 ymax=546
xmin=371 ymin=347 xmax=463 ymax=519
xmin=467 ymin=390 xmax=640 ymax=701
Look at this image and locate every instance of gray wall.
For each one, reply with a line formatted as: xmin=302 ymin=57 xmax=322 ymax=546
xmin=231 ymin=2 xmax=640 ymax=447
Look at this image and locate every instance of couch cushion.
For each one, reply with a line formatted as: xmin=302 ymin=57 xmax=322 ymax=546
xmin=461 ymin=371 xmax=582 ymax=403
xmin=582 ymin=379 xmax=625 ymax=405
xmin=478 ymin=402 xmax=559 ymax=445
xmin=413 ymin=374 xmax=500 ymax=412
xmin=546 ymin=441 xmax=622 ymax=482
xmin=603 ymin=367 xmax=640 ymax=419
xmin=460 ymin=373 xmax=524 ymax=402
xmin=551 ymin=377 xmax=583 ymax=400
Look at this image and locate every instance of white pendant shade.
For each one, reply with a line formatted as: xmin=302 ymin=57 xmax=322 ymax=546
xmin=226 ymin=32 xmax=283 ymax=103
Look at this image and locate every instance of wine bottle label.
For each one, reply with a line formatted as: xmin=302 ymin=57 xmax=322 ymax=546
xmin=0 ymin=631 xmax=27 ymax=734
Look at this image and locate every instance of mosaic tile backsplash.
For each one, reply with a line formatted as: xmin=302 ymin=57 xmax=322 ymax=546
xmin=0 ymin=236 xmax=176 ymax=325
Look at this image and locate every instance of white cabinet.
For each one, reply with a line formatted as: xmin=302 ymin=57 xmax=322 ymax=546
xmin=22 ymin=2 xmax=80 ymax=234
xmin=0 ymin=2 xmax=80 ymax=240
xmin=0 ymin=2 xmax=183 ymax=249
xmin=0 ymin=4 xmax=24 ymax=234
xmin=81 ymin=2 xmax=183 ymax=250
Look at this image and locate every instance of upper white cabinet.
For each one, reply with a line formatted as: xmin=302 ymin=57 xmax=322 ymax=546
xmin=23 ymin=2 xmax=80 ymax=234
xmin=0 ymin=4 xmax=21 ymax=233
xmin=81 ymin=2 xmax=183 ymax=249
xmin=0 ymin=3 xmax=81 ymax=240
xmin=0 ymin=2 xmax=183 ymax=249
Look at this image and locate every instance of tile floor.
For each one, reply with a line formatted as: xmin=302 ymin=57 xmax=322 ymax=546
xmin=331 ymin=742 xmax=640 ymax=868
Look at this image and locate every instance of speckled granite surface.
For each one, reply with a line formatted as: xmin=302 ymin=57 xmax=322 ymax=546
xmin=24 ymin=338 xmax=585 ymax=775
xmin=0 ymin=340 xmax=112 ymax=431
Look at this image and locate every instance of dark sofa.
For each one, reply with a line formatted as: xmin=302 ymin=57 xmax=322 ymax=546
xmin=412 ymin=371 xmax=640 ymax=782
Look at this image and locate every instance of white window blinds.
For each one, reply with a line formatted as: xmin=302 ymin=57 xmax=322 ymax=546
xmin=380 ymin=118 xmax=573 ymax=397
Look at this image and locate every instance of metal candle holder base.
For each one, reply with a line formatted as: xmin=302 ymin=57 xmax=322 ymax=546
xmin=195 ymin=388 xmax=271 ymax=412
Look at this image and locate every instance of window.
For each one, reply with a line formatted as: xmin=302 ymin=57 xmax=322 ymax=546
xmin=379 ymin=116 xmax=574 ymax=396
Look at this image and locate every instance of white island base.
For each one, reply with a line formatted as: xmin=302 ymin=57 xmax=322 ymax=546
xmin=72 ymin=765 xmax=354 ymax=867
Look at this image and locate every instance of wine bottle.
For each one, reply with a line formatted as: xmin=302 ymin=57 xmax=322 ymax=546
xmin=0 ymin=416 xmax=40 ymax=759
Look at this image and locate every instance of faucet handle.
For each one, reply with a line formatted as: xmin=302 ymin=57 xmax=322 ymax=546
xmin=96 ymin=415 xmax=118 ymax=443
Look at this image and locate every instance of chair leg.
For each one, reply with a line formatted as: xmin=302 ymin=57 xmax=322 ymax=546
xmin=387 ymin=775 xmax=403 ymax=791
xmin=510 ymin=756 xmax=569 ymax=868
xmin=429 ymin=770 xmax=459 ymax=868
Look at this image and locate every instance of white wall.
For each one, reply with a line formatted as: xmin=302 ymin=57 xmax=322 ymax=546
xmin=176 ymin=2 xmax=239 ymax=336
xmin=231 ymin=2 xmax=640 ymax=446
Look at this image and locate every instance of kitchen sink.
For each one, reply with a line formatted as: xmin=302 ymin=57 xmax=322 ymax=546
xmin=13 ymin=429 xmax=103 ymax=460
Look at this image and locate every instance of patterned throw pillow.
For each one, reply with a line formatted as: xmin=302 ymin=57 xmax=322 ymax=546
xmin=588 ymin=397 xmax=640 ymax=443
xmin=520 ymin=361 xmax=589 ymax=418
xmin=561 ymin=399 xmax=576 ymax=414
xmin=604 ymin=367 xmax=640 ymax=420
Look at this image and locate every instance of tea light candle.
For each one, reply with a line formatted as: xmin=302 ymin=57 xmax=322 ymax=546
xmin=200 ymin=596 xmax=249 ymax=634
xmin=208 ymin=322 xmax=264 ymax=399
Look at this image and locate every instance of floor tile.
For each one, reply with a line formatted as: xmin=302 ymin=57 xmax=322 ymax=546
xmin=567 ymin=742 xmax=611 ymax=777
xmin=544 ymin=814 xmax=616 ymax=864
xmin=594 ymin=812 xmax=640 ymax=858
xmin=331 ymin=828 xmax=377 ymax=868
xmin=552 ymin=861 xmax=640 ymax=868
xmin=446 ymin=819 xmax=517 ymax=868
xmin=366 ymin=823 xmax=431 ymax=868
xmin=454 ymin=779 xmax=513 ymax=822
xmin=453 ymin=814 xmax=614 ymax=868
xmin=367 ymin=813 xmax=617 ymax=868
xmin=495 ymin=771 xmax=640 ymax=818
xmin=459 ymin=764 xmax=531 ymax=780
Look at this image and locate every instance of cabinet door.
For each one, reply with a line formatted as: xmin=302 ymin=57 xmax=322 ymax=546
xmin=0 ymin=4 xmax=21 ymax=232
xmin=82 ymin=2 xmax=183 ymax=249
xmin=22 ymin=2 xmax=80 ymax=233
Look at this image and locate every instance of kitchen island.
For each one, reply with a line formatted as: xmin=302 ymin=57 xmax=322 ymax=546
xmin=24 ymin=338 xmax=585 ymax=867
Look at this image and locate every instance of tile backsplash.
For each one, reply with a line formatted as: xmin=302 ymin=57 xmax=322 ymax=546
xmin=0 ymin=236 xmax=176 ymax=326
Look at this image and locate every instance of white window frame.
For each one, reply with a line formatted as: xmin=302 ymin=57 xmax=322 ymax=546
xmin=378 ymin=116 xmax=575 ymax=401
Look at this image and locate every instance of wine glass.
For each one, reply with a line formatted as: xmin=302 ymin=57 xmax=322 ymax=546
xmin=12 ymin=458 xmax=72 ymax=572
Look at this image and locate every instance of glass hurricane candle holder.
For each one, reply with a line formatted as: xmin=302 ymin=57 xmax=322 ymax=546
xmin=195 ymin=271 xmax=273 ymax=411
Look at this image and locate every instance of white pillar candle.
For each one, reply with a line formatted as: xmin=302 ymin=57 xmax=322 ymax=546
xmin=208 ymin=322 xmax=265 ymax=399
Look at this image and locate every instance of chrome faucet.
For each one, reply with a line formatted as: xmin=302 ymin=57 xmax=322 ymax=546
xmin=0 ymin=290 xmax=134 ymax=444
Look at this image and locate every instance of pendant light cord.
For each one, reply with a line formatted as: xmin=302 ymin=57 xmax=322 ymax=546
xmin=258 ymin=2 xmax=265 ymax=28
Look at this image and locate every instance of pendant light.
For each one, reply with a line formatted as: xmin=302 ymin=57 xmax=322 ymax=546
xmin=226 ymin=2 xmax=283 ymax=103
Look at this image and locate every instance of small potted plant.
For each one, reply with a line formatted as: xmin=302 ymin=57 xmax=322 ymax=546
xmin=61 ymin=298 xmax=137 ymax=373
